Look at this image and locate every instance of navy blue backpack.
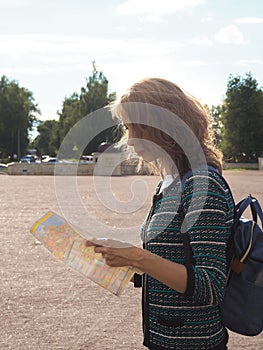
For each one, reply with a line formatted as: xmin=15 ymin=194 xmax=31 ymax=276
xmin=180 ymin=167 xmax=263 ymax=336
xmin=220 ymin=194 xmax=263 ymax=336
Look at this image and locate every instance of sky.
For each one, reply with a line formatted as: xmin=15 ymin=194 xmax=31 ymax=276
xmin=0 ymin=0 xmax=263 ymax=123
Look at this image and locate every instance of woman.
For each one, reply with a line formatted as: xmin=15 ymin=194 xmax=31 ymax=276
xmin=87 ymin=78 xmax=234 ymax=350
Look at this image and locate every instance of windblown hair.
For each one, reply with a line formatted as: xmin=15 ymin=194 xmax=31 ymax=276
xmin=112 ymin=78 xmax=222 ymax=176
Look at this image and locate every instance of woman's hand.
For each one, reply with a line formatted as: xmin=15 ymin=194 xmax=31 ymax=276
xmin=86 ymin=238 xmax=144 ymax=268
xmin=86 ymin=238 xmax=188 ymax=293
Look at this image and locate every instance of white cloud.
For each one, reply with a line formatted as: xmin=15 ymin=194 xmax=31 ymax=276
xmin=182 ymin=61 xmax=209 ymax=67
xmin=0 ymin=0 xmax=33 ymax=6
xmin=0 ymin=34 xmax=186 ymax=82
xmin=0 ymin=65 xmax=90 ymax=76
xmin=0 ymin=34 xmax=184 ymax=57
xmin=201 ymin=15 xmax=213 ymax=22
xmin=235 ymin=17 xmax=263 ymax=24
xmin=115 ymin=26 xmax=127 ymax=32
xmin=182 ymin=60 xmax=220 ymax=67
xmin=1 ymin=67 xmax=53 ymax=75
xmin=214 ymin=25 xmax=246 ymax=44
xmin=43 ymin=55 xmax=87 ymax=64
xmin=116 ymin=0 xmax=205 ymax=21
xmin=0 ymin=35 xmax=121 ymax=56
xmin=234 ymin=59 xmax=263 ymax=67
xmin=191 ymin=34 xmax=213 ymax=46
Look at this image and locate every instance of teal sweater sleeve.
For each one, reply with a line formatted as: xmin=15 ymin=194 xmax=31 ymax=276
xmin=180 ymin=173 xmax=233 ymax=305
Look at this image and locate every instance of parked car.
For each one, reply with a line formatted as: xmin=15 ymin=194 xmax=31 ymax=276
xmin=20 ymin=155 xmax=36 ymax=163
xmin=80 ymin=155 xmax=94 ymax=164
xmin=41 ymin=155 xmax=50 ymax=161
xmin=42 ymin=157 xmax=58 ymax=163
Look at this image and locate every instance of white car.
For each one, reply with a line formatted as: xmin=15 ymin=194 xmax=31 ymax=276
xmin=42 ymin=157 xmax=58 ymax=163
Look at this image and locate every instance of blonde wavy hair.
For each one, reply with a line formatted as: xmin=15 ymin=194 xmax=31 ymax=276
xmin=112 ymin=78 xmax=222 ymax=176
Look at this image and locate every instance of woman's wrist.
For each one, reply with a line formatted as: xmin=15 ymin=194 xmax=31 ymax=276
xmin=132 ymin=248 xmax=153 ymax=271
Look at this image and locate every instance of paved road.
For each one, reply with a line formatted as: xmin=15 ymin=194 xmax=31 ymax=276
xmin=0 ymin=171 xmax=263 ymax=349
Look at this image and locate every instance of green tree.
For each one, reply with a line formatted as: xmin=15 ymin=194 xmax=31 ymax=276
xmin=57 ymin=63 xmax=120 ymax=157
xmin=79 ymin=62 xmax=116 ymax=115
xmin=220 ymin=73 xmax=263 ymax=162
xmin=0 ymin=76 xmax=39 ymax=160
xmin=31 ymin=119 xmax=59 ymax=156
xmin=209 ymin=104 xmax=224 ymax=147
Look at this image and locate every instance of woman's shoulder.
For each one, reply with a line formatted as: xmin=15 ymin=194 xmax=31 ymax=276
xmin=161 ymin=167 xmax=232 ymax=199
xmin=182 ymin=168 xmax=231 ymax=197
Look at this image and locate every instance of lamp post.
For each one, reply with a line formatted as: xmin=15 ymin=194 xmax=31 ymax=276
xmin=17 ymin=129 xmax=21 ymax=161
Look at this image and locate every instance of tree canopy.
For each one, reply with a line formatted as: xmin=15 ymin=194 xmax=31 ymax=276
xmin=33 ymin=64 xmax=121 ymax=157
xmin=211 ymin=73 xmax=263 ymax=162
xmin=31 ymin=119 xmax=59 ymax=156
xmin=0 ymin=76 xmax=39 ymax=160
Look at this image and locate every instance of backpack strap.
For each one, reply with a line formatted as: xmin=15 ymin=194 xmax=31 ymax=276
xmin=142 ymin=181 xmax=163 ymax=247
xmin=235 ymin=195 xmax=263 ymax=228
xmin=251 ymin=198 xmax=263 ymax=227
xmin=235 ymin=196 xmax=256 ymax=223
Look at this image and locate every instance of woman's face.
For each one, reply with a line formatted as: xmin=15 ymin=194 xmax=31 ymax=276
xmin=126 ymin=124 xmax=160 ymax=162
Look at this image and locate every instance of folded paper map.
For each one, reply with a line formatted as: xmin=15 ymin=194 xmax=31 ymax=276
xmin=30 ymin=211 xmax=137 ymax=296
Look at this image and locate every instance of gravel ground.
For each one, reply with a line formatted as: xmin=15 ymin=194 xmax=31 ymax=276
xmin=0 ymin=170 xmax=263 ymax=350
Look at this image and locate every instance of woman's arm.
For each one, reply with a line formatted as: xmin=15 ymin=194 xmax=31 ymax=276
xmin=86 ymin=241 xmax=188 ymax=293
xmin=134 ymin=248 xmax=188 ymax=293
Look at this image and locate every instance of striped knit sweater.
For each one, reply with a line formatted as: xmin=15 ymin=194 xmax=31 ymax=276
xmin=141 ymin=169 xmax=234 ymax=350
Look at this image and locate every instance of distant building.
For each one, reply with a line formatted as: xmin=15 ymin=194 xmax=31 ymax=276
xmin=92 ymin=141 xmax=127 ymax=176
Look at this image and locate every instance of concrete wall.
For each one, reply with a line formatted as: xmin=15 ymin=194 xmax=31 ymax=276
xmin=7 ymin=159 xmax=262 ymax=175
xmin=7 ymin=163 xmax=95 ymax=176
xmin=7 ymin=161 xmax=140 ymax=176
xmin=223 ymin=162 xmax=258 ymax=170
xmin=258 ymin=158 xmax=263 ymax=170
xmin=93 ymin=153 xmax=122 ymax=176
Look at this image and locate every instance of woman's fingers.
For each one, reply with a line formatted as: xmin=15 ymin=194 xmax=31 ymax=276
xmin=85 ymin=240 xmax=96 ymax=247
xmin=103 ymin=255 xmax=129 ymax=267
xmin=85 ymin=239 xmax=142 ymax=268
xmin=94 ymin=246 xmax=108 ymax=254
